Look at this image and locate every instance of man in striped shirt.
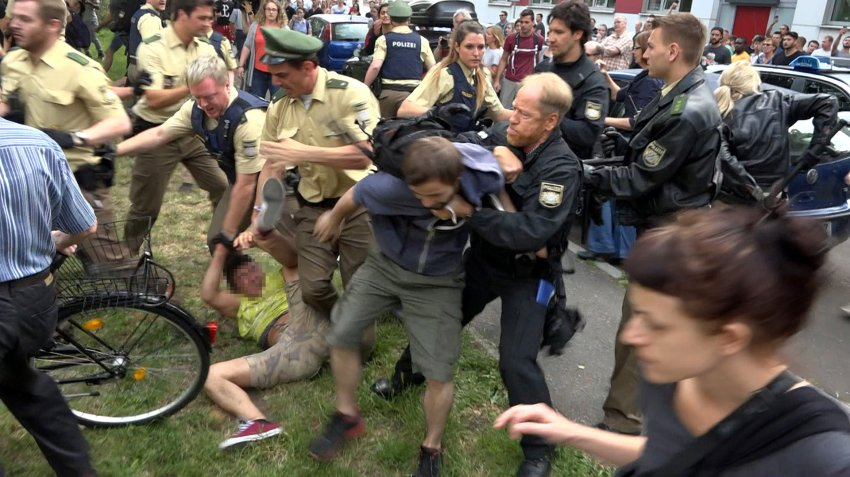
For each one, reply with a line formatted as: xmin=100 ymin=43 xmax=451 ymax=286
xmin=0 ymin=119 xmax=98 ymax=476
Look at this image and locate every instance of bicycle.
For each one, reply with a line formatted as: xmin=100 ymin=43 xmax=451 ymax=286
xmin=34 ymin=218 xmax=215 ymax=428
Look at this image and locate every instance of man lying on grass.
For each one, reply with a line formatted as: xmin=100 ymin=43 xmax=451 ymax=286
xmin=201 ymin=226 xmax=375 ymax=450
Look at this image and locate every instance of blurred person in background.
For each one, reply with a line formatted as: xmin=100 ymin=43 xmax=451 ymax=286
xmin=753 ymin=36 xmax=775 ymax=64
xmin=483 ymin=24 xmax=504 ymax=81
xmin=362 ymin=2 xmax=388 ymax=56
xmin=237 ymin=0 xmax=288 ymax=98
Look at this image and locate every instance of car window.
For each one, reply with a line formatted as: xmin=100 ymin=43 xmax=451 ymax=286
xmin=759 ymin=73 xmax=796 ymax=90
xmin=332 ymin=23 xmax=368 ymax=41
xmin=788 ymin=116 xmax=850 ymax=163
xmin=802 ymin=79 xmax=850 ymax=111
xmin=309 ymin=18 xmax=323 ymax=37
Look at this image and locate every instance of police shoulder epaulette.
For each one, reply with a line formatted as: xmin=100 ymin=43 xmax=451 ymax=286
xmin=66 ymin=51 xmax=89 ymax=66
xmin=143 ymin=33 xmax=162 ymax=44
xmin=326 ymin=78 xmax=349 ymax=89
xmin=670 ymin=94 xmax=688 ymax=116
xmin=271 ymin=88 xmax=287 ymax=103
xmin=197 ymin=35 xmax=211 ymax=44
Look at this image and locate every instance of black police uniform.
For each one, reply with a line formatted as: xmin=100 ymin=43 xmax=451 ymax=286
xmin=586 ymin=67 xmax=722 ymax=227
xmin=586 ymin=66 xmax=722 ymax=434
xmin=535 ymin=53 xmax=609 ymax=159
xmin=464 ymin=128 xmax=582 ymax=463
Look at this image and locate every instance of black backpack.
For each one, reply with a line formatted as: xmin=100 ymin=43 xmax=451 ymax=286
xmin=66 ymin=11 xmax=91 ymax=49
xmin=368 ymin=114 xmax=455 ymax=178
xmin=111 ymin=0 xmax=144 ymax=33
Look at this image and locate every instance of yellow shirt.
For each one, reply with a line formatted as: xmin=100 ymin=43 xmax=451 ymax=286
xmin=236 ymin=270 xmax=289 ymax=345
xmin=132 ymin=26 xmax=218 ymax=124
xmin=261 ymin=67 xmax=379 ymax=202
xmin=137 ymin=4 xmax=165 ymax=43
xmin=731 ymin=51 xmax=751 ymax=64
xmin=406 ymin=62 xmax=505 ymax=121
xmin=0 ymin=41 xmax=127 ymax=169
xmin=373 ymin=25 xmax=435 ymax=87
xmin=163 ymin=86 xmax=265 ymax=175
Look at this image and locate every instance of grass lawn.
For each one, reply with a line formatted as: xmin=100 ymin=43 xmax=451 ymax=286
xmin=0 ymin=31 xmax=613 ymax=477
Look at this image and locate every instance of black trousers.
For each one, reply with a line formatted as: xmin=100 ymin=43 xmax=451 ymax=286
xmin=394 ymin=251 xmax=553 ymax=459
xmin=0 ymin=274 xmax=95 ymax=476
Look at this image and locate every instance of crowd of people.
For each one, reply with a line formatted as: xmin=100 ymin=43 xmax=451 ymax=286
xmin=1 ymin=0 xmax=850 ymax=476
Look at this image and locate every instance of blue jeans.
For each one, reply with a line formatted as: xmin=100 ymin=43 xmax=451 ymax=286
xmin=586 ymin=200 xmax=636 ymax=259
xmin=248 ymin=70 xmax=280 ymax=99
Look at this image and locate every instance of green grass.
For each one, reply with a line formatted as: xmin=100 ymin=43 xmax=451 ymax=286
xmin=0 ymin=29 xmax=613 ymax=477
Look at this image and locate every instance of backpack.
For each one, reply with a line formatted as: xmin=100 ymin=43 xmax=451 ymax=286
xmin=66 ymin=11 xmax=92 ymax=49
xmin=509 ymin=32 xmax=542 ymax=74
xmin=368 ymin=114 xmax=456 ymax=178
xmin=111 ymin=0 xmax=144 ymax=33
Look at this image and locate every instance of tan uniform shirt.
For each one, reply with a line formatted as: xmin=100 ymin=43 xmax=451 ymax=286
xmin=261 ymin=68 xmax=379 ymax=202
xmin=137 ymin=4 xmax=165 ymax=41
xmin=214 ymin=32 xmax=238 ymax=71
xmin=1 ymin=41 xmax=126 ymax=169
xmin=406 ymin=62 xmax=504 ymax=121
xmin=132 ymin=26 xmax=218 ymax=124
xmin=373 ymin=25 xmax=435 ymax=87
xmin=163 ymin=86 xmax=265 ymax=175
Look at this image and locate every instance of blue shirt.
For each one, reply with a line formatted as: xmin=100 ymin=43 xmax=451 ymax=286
xmin=0 ymin=119 xmax=96 ymax=281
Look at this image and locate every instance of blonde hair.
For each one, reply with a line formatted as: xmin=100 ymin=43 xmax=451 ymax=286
xmin=187 ymin=55 xmax=228 ymax=86
xmin=424 ymin=21 xmax=488 ymax=112
xmin=256 ymin=0 xmax=288 ymax=26
xmin=486 ymin=25 xmax=504 ymax=48
xmin=519 ymin=72 xmax=574 ymax=120
xmin=715 ymin=60 xmax=761 ymax=118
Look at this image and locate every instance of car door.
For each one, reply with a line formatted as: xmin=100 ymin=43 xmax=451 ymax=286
xmin=801 ymin=78 xmax=850 ymax=111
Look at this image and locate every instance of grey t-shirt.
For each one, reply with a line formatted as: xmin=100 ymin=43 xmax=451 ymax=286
xmin=704 ymin=45 xmax=732 ymax=65
xmin=615 ymin=379 xmax=850 ymax=476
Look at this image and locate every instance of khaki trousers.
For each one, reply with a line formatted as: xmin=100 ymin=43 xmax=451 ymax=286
xmin=601 ymin=291 xmax=643 ymax=434
xmin=378 ymin=89 xmax=411 ymax=118
xmin=125 ymin=135 xmax=228 ymax=251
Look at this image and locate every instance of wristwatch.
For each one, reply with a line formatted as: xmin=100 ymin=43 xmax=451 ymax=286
xmin=72 ymin=131 xmax=90 ymax=147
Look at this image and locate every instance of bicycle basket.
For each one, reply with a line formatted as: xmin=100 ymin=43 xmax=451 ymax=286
xmin=53 ymin=218 xmax=174 ymax=308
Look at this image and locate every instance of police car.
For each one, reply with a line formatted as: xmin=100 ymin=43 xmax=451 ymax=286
xmin=707 ymin=56 xmax=850 ymax=111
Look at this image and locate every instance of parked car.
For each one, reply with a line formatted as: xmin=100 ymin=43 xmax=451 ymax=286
xmin=607 ymin=68 xmax=850 ymax=245
xmin=707 ymin=57 xmax=850 ymax=111
xmin=408 ymin=0 xmax=476 ymax=29
xmin=309 ymin=14 xmax=370 ymax=72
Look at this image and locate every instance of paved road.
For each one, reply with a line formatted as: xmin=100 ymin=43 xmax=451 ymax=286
xmin=467 ymin=239 xmax=850 ymax=425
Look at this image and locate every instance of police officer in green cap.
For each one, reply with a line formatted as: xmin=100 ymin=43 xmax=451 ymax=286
xmin=363 ymin=0 xmax=435 ymax=117
xmin=257 ymin=26 xmax=378 ymax=363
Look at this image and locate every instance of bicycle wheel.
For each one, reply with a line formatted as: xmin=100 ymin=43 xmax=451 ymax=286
xmin=35 ymin=300 xmax=210 ymax=427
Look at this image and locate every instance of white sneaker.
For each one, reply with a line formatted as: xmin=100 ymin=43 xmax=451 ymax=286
xmin=256 ymin=178 xmax=286 ymax=234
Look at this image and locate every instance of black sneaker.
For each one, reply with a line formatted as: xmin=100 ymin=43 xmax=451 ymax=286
xmin=370 ymin=371 xmax=425 ymax=400
xmin=308 ymin=411 xmax=365 ymax=461
xmin=414 ymin=446 xmax=442 ymax=477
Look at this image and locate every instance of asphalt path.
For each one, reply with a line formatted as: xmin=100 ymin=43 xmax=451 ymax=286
xmin=466 ymin=239 xmax=850 ymax=425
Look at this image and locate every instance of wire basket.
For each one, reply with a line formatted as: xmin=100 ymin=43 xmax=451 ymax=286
xmin=53 ymin=218 xmax=174 ymax=308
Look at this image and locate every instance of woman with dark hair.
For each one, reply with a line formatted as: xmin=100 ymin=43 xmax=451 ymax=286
xmin=398 ymin=21 xmax=512 ymax=132
xmin=362 ymin=2 xmax=389 ymax=56
xmin=496 ymin=206 xmax=850 ymax=476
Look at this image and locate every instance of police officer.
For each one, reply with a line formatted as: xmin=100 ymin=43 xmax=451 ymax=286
xmin=362 ymin=0 xmax=435 ymax=118
xmin=584 ymin=13 xmax=722 ymax=435
xmin=125 ymin=0 xmax=228 ymax=251
xmin=116 ymin=55 xmax=266 ymax=248
xmin=257 ymin=28 xmax=378 ymax=322
xmin=205 ymin=22 xmax=239 ymax=81
xmin=127 ymin=0 xmax=167 ymax=85
xmin=534 ymin=0 xmax=608 ymax=160
xmin=464 ymin=72 xmax=580 ymax=477
xmin=398 ymin=21 xmax=512 ymax=132
xmin=1 ymin=0 xmax=132 ymax=264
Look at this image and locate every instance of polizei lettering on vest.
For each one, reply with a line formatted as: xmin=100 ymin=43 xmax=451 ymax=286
xmin=391 ymin=41 xmax=417 ymax=48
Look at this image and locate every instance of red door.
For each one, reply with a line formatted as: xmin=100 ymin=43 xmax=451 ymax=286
xmin=733 ymin=6 xmax=771 ymax=43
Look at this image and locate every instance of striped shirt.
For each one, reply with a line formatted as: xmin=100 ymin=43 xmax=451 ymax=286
xmin=0 ymin=119 xmax=96 ymax=281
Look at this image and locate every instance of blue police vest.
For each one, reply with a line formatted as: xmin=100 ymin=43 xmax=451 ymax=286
xmin=209 ymin=31 xmax=226 ymax=62
xmin=437 ymin=63 xmax=477 ymax=133
xmin=191 ymin=90 xmax=268 ymax=184
xmin=128 ymin=8 xmax=163 ymax=62
xmin=380 ymin=31 xmax=423 ymax=82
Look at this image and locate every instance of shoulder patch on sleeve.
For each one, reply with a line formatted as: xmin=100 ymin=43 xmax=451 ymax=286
xmin=670 ymin=94 xmax=688 ymax=116
xmin=66 ymin=51 xmax=89 ymax=65
xmin=326 ymin=78 xmax=349 ymax=89
xmin=642 ymin=141 xmax=667 ymax=167
xmin=585 ymin=101 xmax=603 ymax=121
xmin=539 ymin=182 xmax=564 ymax=208
xmin=143 ymin=33 xmax=162 ymax=44
xmin=243 ymin=139 xmax=258 ymax=158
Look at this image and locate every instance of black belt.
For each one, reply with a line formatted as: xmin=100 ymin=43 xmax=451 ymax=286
xmin=294 ymin=190 xmax=340 ymax=209
xmin=379 ymin=83 xmax=418 ymax=92
xmin=128 ymin=56 xmax=137 ymax=65
xmin=0 ymin=269 xmax=52 ymax=289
